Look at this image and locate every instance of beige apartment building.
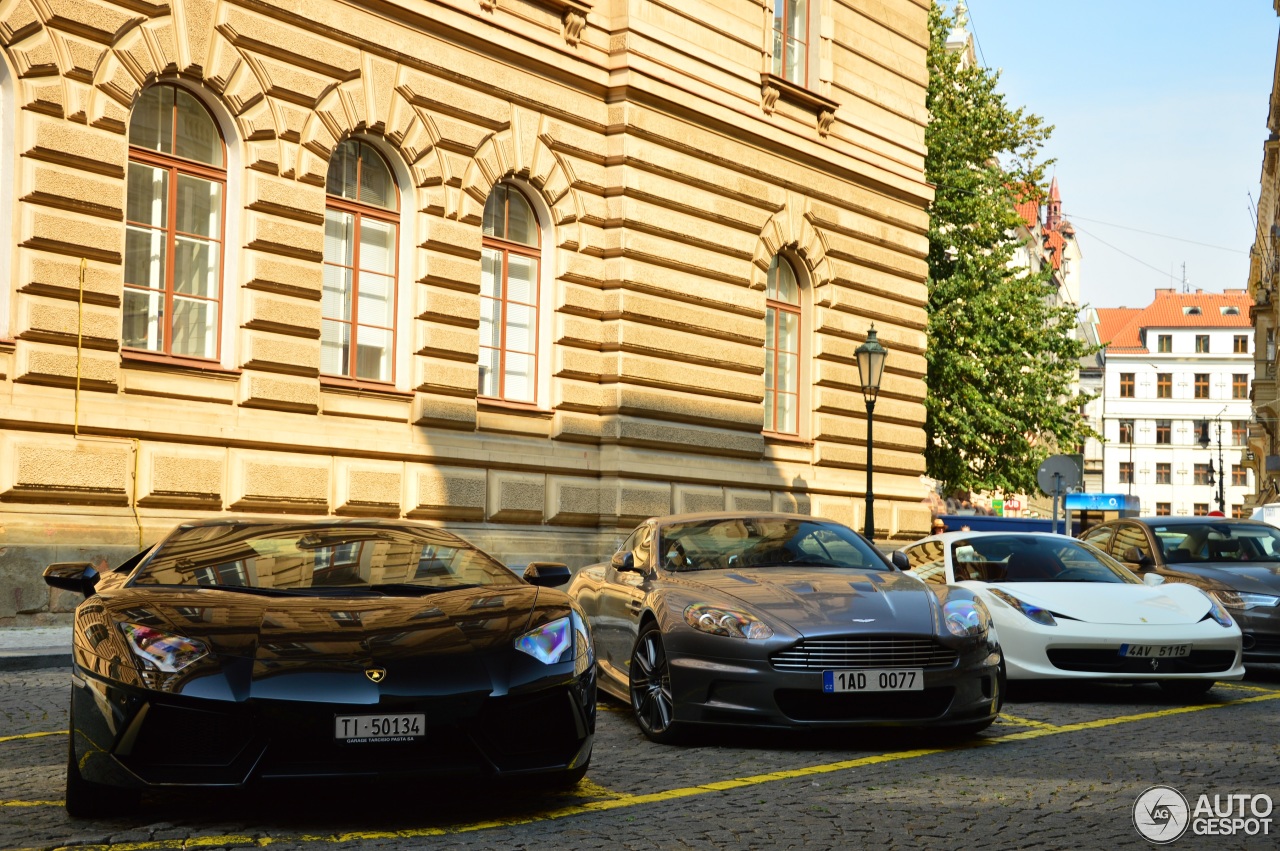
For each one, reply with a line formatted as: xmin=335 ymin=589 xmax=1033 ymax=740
xmin=0 ymin=0 xmax=934 ymax=622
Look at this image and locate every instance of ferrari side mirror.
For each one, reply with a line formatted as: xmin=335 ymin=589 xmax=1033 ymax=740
xmin=890 ymin=551 xmax=910 ymax=571
xmin=1142 ymin=572 xmax=1165 ymax=587
xmin=523 ymin=562 xmax=571 ymax=587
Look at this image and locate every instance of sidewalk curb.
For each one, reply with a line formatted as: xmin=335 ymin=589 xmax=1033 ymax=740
xmin=0 ymin=652 xmax=72 ymax=672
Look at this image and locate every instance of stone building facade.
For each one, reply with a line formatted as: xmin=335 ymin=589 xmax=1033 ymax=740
xmin=0 ymin=0 xmax=934 ymax=623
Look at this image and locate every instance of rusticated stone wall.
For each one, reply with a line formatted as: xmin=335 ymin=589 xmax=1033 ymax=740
xmin=0 ymin=0 xmax=934 ymax=623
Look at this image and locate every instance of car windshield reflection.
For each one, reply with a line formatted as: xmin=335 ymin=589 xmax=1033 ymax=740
xmin=657 ymin=517 xmax=888 ymax=572
xmin=131 ymin=522 xmax=521 ymax=593
xmin=950 ymin=535 xmax=1137 ymax=584
xmin=1151 ymin=522 xmax=1280 ymax=564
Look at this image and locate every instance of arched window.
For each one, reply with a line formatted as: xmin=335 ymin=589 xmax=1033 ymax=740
xmin=479 ymin=184 xmax=540 ymax=403
xmin=323 ymin=140 xmax=398 ymax=383
xmin=765 ymin=255 xmax=800 ymax=435
xmin=124 ymin=85 xmax=226 ymax=359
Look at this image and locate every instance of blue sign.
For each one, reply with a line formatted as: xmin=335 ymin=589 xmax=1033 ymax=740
xmin=1063 ymin=493 xmax=1141 ymax=513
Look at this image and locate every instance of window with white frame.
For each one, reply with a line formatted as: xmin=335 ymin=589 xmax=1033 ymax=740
xmin=772 ymin=0 xmax=810 ymax=85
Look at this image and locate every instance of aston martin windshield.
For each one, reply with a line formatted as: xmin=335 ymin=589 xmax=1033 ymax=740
xmin=658 ymin=517 xmax=888 ymax=572
xmin=132 ymin=522 xmax=520 ymax=591
xmin=950 ymin=535 xmax=1137 ymax=583
xmin=1149 ymin=522 xmax=1280 ymax=563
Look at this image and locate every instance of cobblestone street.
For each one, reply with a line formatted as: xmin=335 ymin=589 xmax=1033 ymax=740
xmin=4 ymin=667 xmax=1280 ymax=850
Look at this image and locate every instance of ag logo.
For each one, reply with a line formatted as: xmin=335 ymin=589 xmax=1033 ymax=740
xmin=1133 ymin=784 xmax=1189 ymax=844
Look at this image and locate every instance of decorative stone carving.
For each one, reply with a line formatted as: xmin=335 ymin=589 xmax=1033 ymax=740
xmin=563 ymin=8 xmax=586 ymax=45
xmin=761 ymin=80 xmax=781 ymax=115
xmin=817 ymin=108 xmax=835 ymax=137
xmin=480 ymin=0 xmax=496 ymax=11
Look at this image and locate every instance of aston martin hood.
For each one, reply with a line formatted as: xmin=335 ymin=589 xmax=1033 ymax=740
xmin=985 ymin=582 xmax=1213 ymax=625
xmin=683 ymin=568 xmax=937 ymax=635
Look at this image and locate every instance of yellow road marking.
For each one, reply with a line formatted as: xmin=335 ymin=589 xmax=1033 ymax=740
xmin=0 ymin=801 xmax=61 ymax=808
xmin=8 ymin=689 xmax=1280 ymax=850
xmin=0 ymin=731 xmax=66 ymax=744
xmin=993 ymin=712 xmax=1059 ymax=731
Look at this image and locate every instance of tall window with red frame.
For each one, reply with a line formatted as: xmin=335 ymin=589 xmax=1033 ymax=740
xmin=772 ymin=0 xmax=809 ymax=85
xmin=323 ymin=140 xmax=398 ymax=383
xmin=765 ymin=256 xmax=801 ymax=434
xmin=480 ymin=184 xmax=540 ymax=403
xmin=124 ymin=85 xmax=225 ymax=359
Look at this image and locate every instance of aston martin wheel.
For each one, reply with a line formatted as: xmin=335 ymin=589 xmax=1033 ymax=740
xmin=1158 ymin=679 xmax=1216 ymax=701
xmin=629 ymin=622 xmax=684 ymax=744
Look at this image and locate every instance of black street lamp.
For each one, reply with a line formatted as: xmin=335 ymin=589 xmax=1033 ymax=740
xmin=1197 ymin=418 xmax=1227 ymax=513
xmin=855 ymin=325 xmax=888 ymax=541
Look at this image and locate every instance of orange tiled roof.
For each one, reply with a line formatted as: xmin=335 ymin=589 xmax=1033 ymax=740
xmin=1015 ymin=199 xmax=1039 ymax=229
xmin=1044 ymin=229 xmax=1065 ymax=269
xmin=1096 ymin=290 xmax=1253 ymax=353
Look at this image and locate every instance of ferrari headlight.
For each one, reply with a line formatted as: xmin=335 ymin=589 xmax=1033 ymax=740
xmin=515 ymin=616 xmax=574 ymax=664
xmin=1204 ymin=597 xmax=1235 ymax=628
xmin=120 ymin=623 xmax=208 ymax=673
xmin=684 ymin=603 xmax=773 ymax=639
xmin=988 ymin=589 xmax=1056 ymax=626
xmin=1210 ymin=590 xmax=1279 ymax=611
xmin=943 ymin=598 xmax=990 ymax=638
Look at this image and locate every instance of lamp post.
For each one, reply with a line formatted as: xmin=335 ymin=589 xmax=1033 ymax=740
xmin=855 ymin=325 xmax=888 ymax=541
xmin=1198 ymin=417 xmax=1226 ymax=514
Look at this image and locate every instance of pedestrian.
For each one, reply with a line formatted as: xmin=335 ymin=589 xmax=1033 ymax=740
xmin=931 ymin=517 xmax=947 ymax=535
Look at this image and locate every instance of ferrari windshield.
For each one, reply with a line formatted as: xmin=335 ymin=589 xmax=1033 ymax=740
xmin=1151 ymin=522 xmax=1280 ymax=563
xmin=658 ymin=517 xmax=889 ymax=572
xmin=131 ymin=522 xmax=520 ymax=592
xmin=950 ymin=535 xmax=1137 ymax=583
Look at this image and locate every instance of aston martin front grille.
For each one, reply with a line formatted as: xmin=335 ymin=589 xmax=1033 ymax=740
xmin=770 ymin=637 xmax=959 ymax=672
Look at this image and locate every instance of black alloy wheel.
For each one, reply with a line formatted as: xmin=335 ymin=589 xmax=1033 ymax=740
xmin=629 ymin=622 xmax=684 ymax=744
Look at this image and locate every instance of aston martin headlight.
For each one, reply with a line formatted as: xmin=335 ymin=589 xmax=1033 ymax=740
xmin=683 ymin=603 xmax=773 ymax=639
xmin=988 ymin=589 xmax=1056 ymax=626
xmin=1205 ymin=597 xmax=1235 ymax=628
xmin=120 ymin=623 xmax=208 ymax=673
xmin=1210 ymin=590 xmax=1279 ymax=611
xmin=943 ymin=598 xmax=990 ymax=638
xmin=515 ymin=616 xmax=574 ymax=664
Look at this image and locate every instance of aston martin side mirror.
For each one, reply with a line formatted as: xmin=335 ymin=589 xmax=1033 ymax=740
xmin=890 ymin=551 xmax=911 ymax=571
xmin=610 ymin=551 xmax=636 ymax=572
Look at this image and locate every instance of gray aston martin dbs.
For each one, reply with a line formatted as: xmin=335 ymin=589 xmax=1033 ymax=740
xmin=566 ymin=512 xmax=1003 ymax=743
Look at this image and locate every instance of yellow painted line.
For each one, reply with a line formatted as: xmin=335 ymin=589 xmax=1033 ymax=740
xmin=14 ymin=690 xmax=1280 ymax=851
xmin=1216 ymin=682 xmax=1277 ymax=693
xmin=0 ymin=730 xmax=66 ymax=744
xmin=0 ymin=800 xmax=61 ymax=808
xmin=993 ymin=712 xmax=1059 ymax=731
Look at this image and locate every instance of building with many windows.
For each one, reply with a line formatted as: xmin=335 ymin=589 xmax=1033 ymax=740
xmin=0 ymin=1 xmax=938 ymax=622
xmin=1096 ymin=289 xmax=1254 ymax=517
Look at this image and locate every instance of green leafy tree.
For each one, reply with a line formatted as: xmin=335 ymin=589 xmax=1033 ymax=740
xmin=925 ymin=3 xmax=1096 ymax=494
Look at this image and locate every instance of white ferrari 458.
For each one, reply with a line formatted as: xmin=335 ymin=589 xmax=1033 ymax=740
xmin=894 ymin=531 xmax=1244 ymax=700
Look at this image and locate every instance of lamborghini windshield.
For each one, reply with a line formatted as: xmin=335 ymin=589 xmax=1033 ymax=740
xmin=658 ymin=517 xmax=888 ymax=572
xmin=131 ymin=522 xmax=520 ymax=592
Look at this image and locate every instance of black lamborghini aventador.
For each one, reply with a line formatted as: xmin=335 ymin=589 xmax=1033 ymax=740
xmin=44 ymin=518 xmax=596 ymax=817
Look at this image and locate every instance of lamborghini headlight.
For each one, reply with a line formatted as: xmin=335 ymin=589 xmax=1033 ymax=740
xmin=943 ymin=597 xmax=991 ymax=638
xmin=120 ymin=623 xmax=208 ymax=673
xmin=988 ymin=589 xmax=1057 ymax=626
xmin=515 ymin=616 xmax=574 ymax=664
xmin=684 ymin=603 xmax=773 ymax=639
